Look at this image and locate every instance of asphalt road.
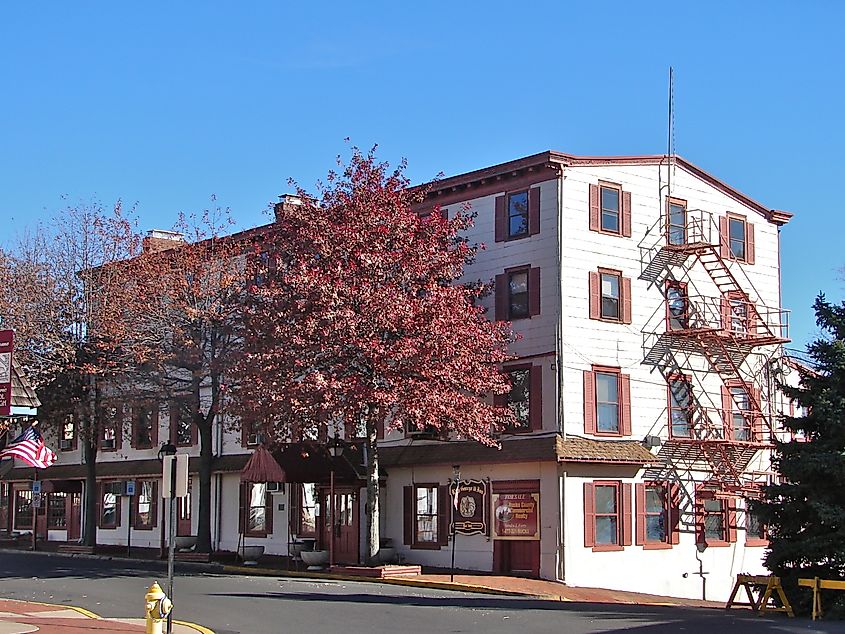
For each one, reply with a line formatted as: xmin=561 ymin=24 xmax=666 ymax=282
xmin=0 ymin=551 xmax=842 ymax=634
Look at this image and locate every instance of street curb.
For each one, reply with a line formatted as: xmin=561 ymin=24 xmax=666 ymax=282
xmin=221 ymin=565 xmax=555 ymax=600
xmin=0 ymin=546 xmax=224 ymax=573
xmin=0 ymin=596 xmax=215 ymax=633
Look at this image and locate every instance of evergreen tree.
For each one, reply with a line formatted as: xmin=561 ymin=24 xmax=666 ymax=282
xmin=755 ymin=294 xmax=845 ymax=614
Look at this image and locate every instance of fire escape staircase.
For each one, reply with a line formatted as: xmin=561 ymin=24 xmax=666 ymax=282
xmin=639 ymin=208 xmax=790 ymax=497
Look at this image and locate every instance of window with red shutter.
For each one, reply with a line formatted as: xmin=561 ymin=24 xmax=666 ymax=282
xmin=495 ymin=188 xmax=541 ymax=242
xmin=636 ymin=482 xmax=674 ymax=549
xmin=497 ymin=266 xmax=540 ymax=321
xmin=590 ymin=269 xmax=632 ymax=324
xmin=589 ymin=182 xmax=631 ymax=237
xmin=585 ymin=481 xmax=629 ymax=551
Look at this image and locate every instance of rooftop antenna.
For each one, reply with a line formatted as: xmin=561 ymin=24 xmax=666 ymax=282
xmin=667 ymin=67 xmax=675 ymax=196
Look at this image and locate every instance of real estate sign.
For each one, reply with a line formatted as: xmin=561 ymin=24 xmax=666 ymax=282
xmin=492 ymin=492 xmax=540 ymax=540
xmin=0 ymin=330 xmax=13 ymax=416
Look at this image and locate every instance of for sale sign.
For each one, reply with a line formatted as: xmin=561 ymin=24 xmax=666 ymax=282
xmin=0 ymin=330 xmax=13 ymax=416
xmin=492 ymin=492 xmax=540 ymax=540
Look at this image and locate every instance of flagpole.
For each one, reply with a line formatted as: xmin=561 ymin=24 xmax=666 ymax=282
xmin=31 ymin=467 xmax=36 ymax=552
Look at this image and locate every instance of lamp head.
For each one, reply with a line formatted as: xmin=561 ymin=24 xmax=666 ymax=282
xmin=328 ymin=437 xmax=343 ymax=458
xmin=158 ymin=441 xmax=177 ymax=462
xmin=695 ymin=541 xmax=707 ymax=554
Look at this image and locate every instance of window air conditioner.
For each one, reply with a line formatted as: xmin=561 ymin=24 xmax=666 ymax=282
xmin=59 ymin=439 xmax=73 ymax=450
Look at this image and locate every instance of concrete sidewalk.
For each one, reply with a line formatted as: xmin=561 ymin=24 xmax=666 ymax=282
xmin=0 ymin=598 xmax=213 ymax=634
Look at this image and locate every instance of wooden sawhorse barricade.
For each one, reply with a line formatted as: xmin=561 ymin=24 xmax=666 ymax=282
xmin=725 ymin=574 xmax=795 ymax=617
xmin=798 ymin=577 xmax=845 ymax=620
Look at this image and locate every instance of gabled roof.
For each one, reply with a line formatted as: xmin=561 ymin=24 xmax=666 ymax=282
xmin=10 ymin=365 xmax=39 ymax=409
xmin=420 ymin=151 xmax=792 ymax=225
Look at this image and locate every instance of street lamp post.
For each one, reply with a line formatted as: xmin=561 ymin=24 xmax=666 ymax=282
xmin=327 ymin=438 xmax=344 ymax=570
xmin=450 ymin=464 xmax=461 ymax=582
xmin=158 ymin=441 xmax=178 ymax=634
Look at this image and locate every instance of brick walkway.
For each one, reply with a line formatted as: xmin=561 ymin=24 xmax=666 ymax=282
xmin=0 ymin=599 xmax=209 ymax=634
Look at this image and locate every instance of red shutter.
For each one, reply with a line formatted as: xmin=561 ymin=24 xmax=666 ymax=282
xmin=583 ymin=370 xmax=596 ymax=434
xmin=529 ymin=365 xmax=543 ymax=431
xmin=583 ymin=483 xmax=595 ymax=548
xmin=152 ymin=482 xmax=159 ymax=528
xmin=719 ymin=216 xmax=730 ymax=257
xmin=376 ymin=420 xmax=384 ymax=440
xmin=439 ymin=205 xmax=448 ymax=220
xmin=116 ymin=496 xmax=122 ymax=528
xmin=115 ymin=418 xmax=123 ymax=450
xmin=622 ymin=191 xmax=632 ymax=237
xmin=635 ymin=483 xmax=646 ymax=545
xmin=589 ymin=184 xmax=600 ymax=232
xmin=495 ymin=273 xmax=508 ymax=321
xmin=528 ymin=187 xmax=540 ymax=235
xmin=238 ymin=484 xmax=245 ymax=534
xmin=241 ymin=422 xmax=248 ymax=448
xmin=265 ymin=491 xmax=274 ymax=534
xmin=529 ymin=267 xmax=540 ymax=316
xmin=151 ymin=406 xmax=159 ymax=446
xmin=494 ymin=195 xmax=507 ymax=242
xmin=720 ymin=295 xmax=731 ymax=333
xmin=752 ymin=388 xmax=764 ymax=442
xmin=129 ymin=412 xmax=136 ymax=449
xmin=588 ymin=272 xmax=600 ymax=320
xmin=694 ymin=492 xmax=705 ymax=544
xmin=620 ymin=374 xmax=632 ymax=436
xmin=746 ymin=223 xmax=755 ymax=264
xmin=727 ymin=498 xmax=738 ymax=543
xmin=622 ymin=483 xmax=633 ymax=546
xmin=622 ymin=276 xmax=632 ymax=324
xmin=96 ymin=484 xmax=103 ymax=528
xmin=669 ymin=483 xmax=681 ymax=544
xmin=721 ymin=385 xmax=732 ymax=439
xmin=403 ymin=486 xmax=413 ymax=545
xmin=438 ymin=485 xmax=450 ymax=546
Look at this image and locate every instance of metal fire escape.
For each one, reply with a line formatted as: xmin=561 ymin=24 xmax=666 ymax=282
xmin=640 ymin=206 xmax=790 ymax=497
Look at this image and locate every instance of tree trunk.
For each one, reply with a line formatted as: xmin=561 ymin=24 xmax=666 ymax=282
xmin=196 ymin=414 xmax=213 ymax=553
xmin=365 ymin=412 xmax=380 ymax=565
xmin=81 ymin=436 xmax=97 ymax=547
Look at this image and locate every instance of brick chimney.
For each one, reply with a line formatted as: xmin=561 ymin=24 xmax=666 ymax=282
xmin=273 ymin=194 xmax=303 ymax=223
xmin=142 ymin=229 xmax=185 ymax=253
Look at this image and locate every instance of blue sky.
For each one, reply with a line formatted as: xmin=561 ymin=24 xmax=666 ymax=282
xmin=0 ymin=2 xmax=841 ymax=351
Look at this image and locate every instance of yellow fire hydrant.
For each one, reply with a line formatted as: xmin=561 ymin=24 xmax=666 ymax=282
xmin=145 ymin=581 xmax=173 ymax=634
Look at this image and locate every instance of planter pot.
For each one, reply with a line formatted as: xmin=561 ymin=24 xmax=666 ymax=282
xmin=300 ymin=549 xmax=329 ymax=571
xmin=240 ymin=545 xmax=265 ymax=565
xmin=289 ymin=537 xmax=316 ymax=559
xmin=175 ymin=536 xmax=197 ymax=552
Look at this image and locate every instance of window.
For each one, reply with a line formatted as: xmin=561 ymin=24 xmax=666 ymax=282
xmin=100 ymin=405 xmax=122 ymax=451
xmin=240 ymin=482 xmax=271 ymax=536
xmin=14 ymin=490 xmax=32 ymax=531
xmin=294 ymin=483 xmax=318 ymax=537
xmin=726 ymin=293 xmax=749 ymax=334
xmin=508 ymin=270 xmax=529 ymax=319
xmin=600 ymin=185 xmax=621 ymax=234
xmin=584 ymin=367 xmax=631 ymax=436
xmin=721 ymin=213 xmax=755 ymax=264
xmin=47 ymin=492 xmax=67 ymax=529
xmin=600 ymin=272 xmax=621 ymax=320
xmin=177 ymin=482 xmax=192 ymax=537
xmin=495 ymin=266 xmax=540 ymax=321
xmin=596 ymin=372 xmax=619 ymax=433
xmin=724 ymin=385 xmax=752 ymax=441
xmin=497 ymin=364 xmax=541 ymax=433
xmin=242 ymin=420 xmax=266 ymax=447
xmin=100 ymin=482 xmax=122 ymax=529
xmin=170 ymin=401 xmax=194 ymax=447
xmin=589 ymin=183 xmax=631 ymax=237
xmin=729 ymin=217 xmax=746 ymax=261
xmin=60 ymin=416 xmax=76 ymax=451
xmin=588 ymin=270 xmax=631 ymax=324
xmin=507 ymin=191 xmax=529 ymax=239
xmin=495 ymin=188 xmax=539 ymax=242
xmin=668 ymin=376 xmax=693 ymax=438
xmin=134 ymin=481 xmax=157 ymax=530
xmin=415 ymin=485 xmax=439 ymax=544
xmin=666 ymin=282 xmax=688 ymax=330
xmin=506 ymin=368 xmax=530 ymax=430
xmin=583 ymin=481 xmax=632 ymax=550
xmin=403 ymin=484 xmax=448 ymax=549
xmin=666 ymin=198 xmax=687 ymax=246
xmin=132 ymin=402 xmax=158 ymax=449
xmin=101 ymin=426 xmax=118 ymax=451
xmin=695 ymin=489 xmax=736 ymax=546
xmin=745 ymin=502 xmax=767 ymax=546
xmin=636 ymin=482 xmax=679 ymax=547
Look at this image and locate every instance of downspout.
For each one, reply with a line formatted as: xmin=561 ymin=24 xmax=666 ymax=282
xmin=555 ymin=164 xmax=566 ymax=583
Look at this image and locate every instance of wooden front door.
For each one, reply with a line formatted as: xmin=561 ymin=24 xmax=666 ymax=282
xmin=67 ymin=492 xmax=81 ymax=541
xmin=321 ymin=487 xmax=358 ymax=564
xmin=0 ymin=483 xmax=8 ymax=533
xmin=493 ymin=540 xmax=540 ymax=578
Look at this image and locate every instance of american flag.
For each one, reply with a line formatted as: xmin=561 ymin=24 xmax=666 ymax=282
xmin=0 ymin=425 xmax=57 ymax=469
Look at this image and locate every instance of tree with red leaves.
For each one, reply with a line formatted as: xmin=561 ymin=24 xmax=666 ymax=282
xmin=232 ymin=147 xmax=516 ymax=563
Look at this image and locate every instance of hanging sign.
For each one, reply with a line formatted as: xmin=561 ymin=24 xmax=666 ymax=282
xmin=492 ymin=491 xmax=540 ymax=540
xmin=0 ymin=330 xmax=13 ymax=416
xmin=449 ymin=479 xmax=488 ymax=536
